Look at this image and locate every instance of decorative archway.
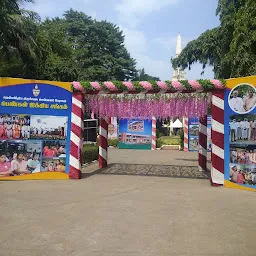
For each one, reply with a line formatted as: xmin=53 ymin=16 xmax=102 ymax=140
xmin=69 ymin=80 xmax=225 ymax=186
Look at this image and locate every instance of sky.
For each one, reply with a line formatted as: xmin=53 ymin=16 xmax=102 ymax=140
xmin=23 ymin=0 xmax=220 ymax=80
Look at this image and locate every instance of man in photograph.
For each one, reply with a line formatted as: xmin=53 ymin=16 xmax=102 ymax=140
xmin=250 ymin=119 xmax=256 ymax=140
xmin=242 ymin=118 xmax=250 ymax=140
xmin=230 ymin=119 xmax=237 ymax=142
xmin=229 ymin=90 xmax=245 ymax=112
xmin=244 ymin=89 xmax=256 ymax=112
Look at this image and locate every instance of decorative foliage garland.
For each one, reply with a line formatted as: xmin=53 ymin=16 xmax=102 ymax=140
xmin=85 ymin=94 xmax=209 ymax=119
xmin=72 ymin=79 xmax=226 ymax=94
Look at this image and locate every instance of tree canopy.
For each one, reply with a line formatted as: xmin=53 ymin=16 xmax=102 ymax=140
xmin=0 ymin=5 xmax=158 ymax=82
xmin=172 ymin=0 xmax=256 ymax=79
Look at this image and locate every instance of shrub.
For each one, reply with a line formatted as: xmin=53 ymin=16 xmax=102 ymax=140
xmin=156 ymin=136 xmax=181 ymax=148
xmin=82 ymin=144 xmax=99 ymax=164
xmin=96 ymin=138 xmax=119 ymax=147
xmin=108 ymin=138 xmax=119 ymax=147
xmin=179 ymin=129 xmax=184 ymax=149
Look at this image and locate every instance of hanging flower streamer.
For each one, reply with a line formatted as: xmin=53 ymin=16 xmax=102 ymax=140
xmin=86 ymin=94 xmax=208 ymax=119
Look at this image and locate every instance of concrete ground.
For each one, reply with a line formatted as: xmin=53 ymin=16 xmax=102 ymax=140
xmin=1 ymin=149 xmax=255 ymax=256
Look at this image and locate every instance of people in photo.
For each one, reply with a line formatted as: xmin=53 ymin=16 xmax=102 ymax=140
xmin=230 ymin=119 xmax=237 ymax=142
xmin=229 ymin=90 xmax=245 ymax=112
xmin=0 ymin=154 xmax=12 ymax=176
xmin=230 ymin=166 xmax=238 ymax=183
xmin=12 ymin=153 xmax=30 ymax=175
xmin=244 ymin=89 xmax=256 ymax=112
xmin=27 ymin=153 xmax=40 ymax=173
xmin=6 ymin=121 xmax=13 ymax=138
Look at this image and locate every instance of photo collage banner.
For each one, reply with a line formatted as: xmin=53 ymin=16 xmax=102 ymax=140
xmin=188 ymin=116 xmax=212 ymax=152
xmin=224 ymin=76 xmax=256 ymax=191
xmin=0 ymin=78 xmax=72 ymax=180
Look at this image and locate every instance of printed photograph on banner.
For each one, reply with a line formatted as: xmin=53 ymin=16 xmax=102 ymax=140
xmin=228 ymin=84 xmax=256 ymax=114
xmin=41 ymin=158 xmax=66 ymax=172
xmin=189 ymin=124 xmax=199 ymax=136
xmin=127 ymin=120 xmax=144 ymax=132
xmin=0 ymin=114 xmax=30 ymax=140
xmin=229 ymin=114 xmax=256 ymax=144
xmin=229 ymin=164 xmax=256 ymax=186
xmin=0 ymin=140 xmax=41 ymax=177
xmin=42 ymin=140 xmax=66 ymax=158
xmin=30 ymin=115 xmax=68 ymax=140
xmin=230 ymin=144 xmax=256 ymax=164
xmin=189 ymin=137 xmax=199 ymax=150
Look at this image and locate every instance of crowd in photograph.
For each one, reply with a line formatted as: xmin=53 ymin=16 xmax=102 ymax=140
xmin=0 ymin=151 xmax=66 ymax=176
xmin=229 ymin=117 xmax=256 ymax=142
xmin=230 ymin=149 xmax=256 ymax=164
xmin=42 ymin=142 xmax=66 ymax=157
xmin=0 ymin=115 xmax=30 ymax=140
xmin=41 ymin=160 xmax=65 ymax=172
xmin=230 ymin=165 xmax=256 ymax=185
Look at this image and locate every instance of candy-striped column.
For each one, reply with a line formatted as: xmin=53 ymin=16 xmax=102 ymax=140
xmin=211 ymin=91 xmax=225 ymax=186
xmin=99 ymin=117 xmax=109 ymax=168
xmin=152 ymin=117 xmax=156 ymax=150
xmin=183 ymin=117 xmax=189 ymax=151
xmin=198 ymin=115 xmax=207 ymax=172
xmin=69 ymin=92 xmax=84 ymax=179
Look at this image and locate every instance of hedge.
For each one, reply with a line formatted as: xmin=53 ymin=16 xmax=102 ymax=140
xmin=82 ymin=144 xmax=99 ymax=164
xmin=156 ymin=136 xmax=181 ymax=148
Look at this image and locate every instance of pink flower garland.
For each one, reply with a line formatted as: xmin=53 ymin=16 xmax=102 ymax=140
xmin=122 ymin=81 xmax=135 ymax=91
xmin=90 ymin=82 xmax=102 ymax=91
xmin=156 ymin=81 xmax=169 ymax=91
xmin=171 ymin=81 xmax=184 ymax=91
xmin=210 ymin=79 xmax=224 ymax=89
xmin=188 ymin=80 xmax=202 ymax=90
xmin=72 ymin=81 xmax=84 ymax=92
xmin=139 ymin=81 xmax=153 ymax=91
xmin=104 ymin=81 xmax=117 ymax=91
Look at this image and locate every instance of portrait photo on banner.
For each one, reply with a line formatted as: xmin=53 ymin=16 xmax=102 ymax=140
xmin=228 ymin=84 xmax=256 ymax=114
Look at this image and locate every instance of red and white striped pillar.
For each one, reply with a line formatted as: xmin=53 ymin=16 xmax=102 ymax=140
xmin=69 ymin=92 xmax=84 ymax=179
xmin=198 ymin=115 xmax=207 ymax=172
xmin=183 ymin=117 xmax=189 ymax=151
xmin=152 ymin=117 xmax=156 ymax=150
xmin=211 ymin=91 xmax=225 ymax=186
xmin=99 ymin=117 xmax=109 ymax=168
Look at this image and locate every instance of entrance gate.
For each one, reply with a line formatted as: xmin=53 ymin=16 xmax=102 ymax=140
xmin=69 ymin=80 xmax=225 ymax=186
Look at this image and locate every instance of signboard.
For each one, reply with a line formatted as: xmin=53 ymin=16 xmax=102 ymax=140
xmin=108 ymin=117 xmax=118 ymax=139
xmin=224 ymin=76 xmax=256 ymax=191
xmin=188 ymin=116 xmax=212 ymax=151
xmin=118 ymin=118 xmax=152 ymax=150
xmin=0 ymin=78 xmax=72 ymax=180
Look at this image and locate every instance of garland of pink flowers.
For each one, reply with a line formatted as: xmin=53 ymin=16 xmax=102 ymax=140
xmin=72 ymin=79 xmax=225 ymax=94
xmin=85 ymin=94 xmax=208 ymax=119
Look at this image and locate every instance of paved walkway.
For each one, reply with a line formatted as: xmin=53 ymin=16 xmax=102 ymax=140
xmin=1 ymin=150 xmax=255 ymax=256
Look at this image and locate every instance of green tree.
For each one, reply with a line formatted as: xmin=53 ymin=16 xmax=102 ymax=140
xmin=171 ymin=0 xmax=256 ymax=79
xmin=133 ymin=68 xmax=160 ymax=81
xmin=63 ymin=9 xmax=137 ymax=81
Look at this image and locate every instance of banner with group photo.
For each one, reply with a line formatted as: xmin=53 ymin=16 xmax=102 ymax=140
xmin=188 ymin=116 xmax=212 ymax=151
xmin=0 ymin=78 xmax=72 ymax=180
xmin=118 ymin=118 xmax=152 ymax=150
xmin=224 ymin=76 xmax=256 ymax=191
